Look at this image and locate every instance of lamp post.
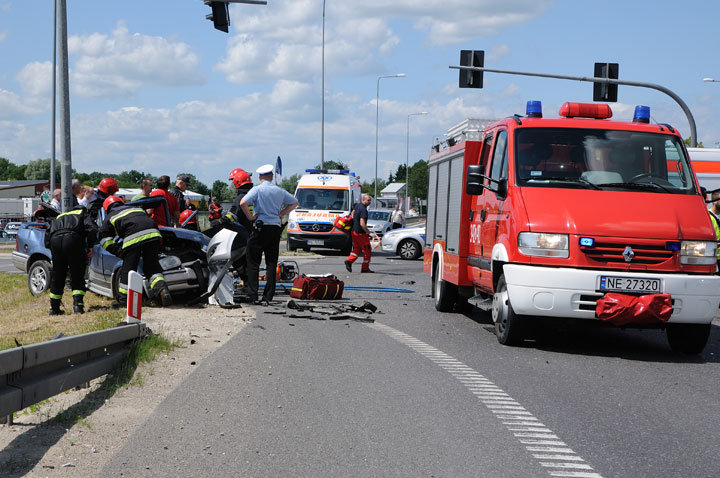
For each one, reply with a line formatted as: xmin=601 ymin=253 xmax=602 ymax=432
xmin=703 ymin=78 xmax=720 ymax=83
xmin=321 ymin=0 xmax=326 ymax=169
xmin=375 ymin=73 xmax=405 ymax=202
xmin=406 ymin=111 xmax=427 ymax=214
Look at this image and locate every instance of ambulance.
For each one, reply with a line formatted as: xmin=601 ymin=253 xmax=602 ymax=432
xmin=424 ymin=102 xmax=720 ymax=354
xmin=286 ymin=169 xmax=361 ymax=252
xmin=687 ymin=147 xmax=720 ymax=192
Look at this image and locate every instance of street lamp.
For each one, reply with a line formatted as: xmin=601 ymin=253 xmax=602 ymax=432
xmin=321 ymin=0 xmax=326 ymax=169
xmin=703 ymin=78 xmax=720 ymax=83
xmin=406 ymin=112 xmax=427 ymax=214
xmin=375 ymin=73 xmax=405 ymax=202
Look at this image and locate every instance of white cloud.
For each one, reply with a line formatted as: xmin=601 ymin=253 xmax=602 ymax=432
xmin=0 ymin=31 xmax=7 ymax=43
xmin=68 ymin=22 xmax=205 ymax=98
xmin=16 ymin=61 xmax=52 ymax=98
xmin=0 ymin=88 xmax=44 ymax=120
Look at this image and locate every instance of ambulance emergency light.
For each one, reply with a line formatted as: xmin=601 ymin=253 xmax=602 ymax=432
xmin=304 ymin=169 xmax=350 ymax=174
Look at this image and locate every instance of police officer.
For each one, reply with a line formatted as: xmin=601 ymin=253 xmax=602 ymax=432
xmin=98 ymin=196 xmax=172 ymax=306
xmin=240 ymin=164 xmax=298 ymax=304
xmin=44 ymin=205 xmax=98 ymax=315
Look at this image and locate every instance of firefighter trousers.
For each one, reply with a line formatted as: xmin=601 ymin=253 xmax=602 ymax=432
xmin=346 ymin=231 xmax=372 ymax=271
xmin=118 ymin=239 xmax=164 ymax=297
xmin=49 ymin=233 xmax=87 ymax=299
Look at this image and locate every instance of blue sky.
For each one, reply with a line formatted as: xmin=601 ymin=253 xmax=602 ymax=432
xmin=1 ymin=0 xmax=719 ymax=189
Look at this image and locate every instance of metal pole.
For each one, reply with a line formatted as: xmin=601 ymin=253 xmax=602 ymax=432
xmin=321 ymin=0 xmax=325 ymax=170
xmin=57 ymin=0 xmax=72 ymax=212
xmin=51 ymin=0 xmax=57 ymax=195
xmin=375 ymin=74 xmax=405 ymax=203
xmin=450 ymin=64 xmax=699 ymax=147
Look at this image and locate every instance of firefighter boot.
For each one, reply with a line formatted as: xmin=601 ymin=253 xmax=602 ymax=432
xmin=73 ymin=295 xmax=85 ymax=314
xmin=150 ymin=273 xmax=172 ymax=307
xmin=159 ymin=285 xmax=173 ymax=307
xmin=49 ymin=297 xmax=64 ymax=316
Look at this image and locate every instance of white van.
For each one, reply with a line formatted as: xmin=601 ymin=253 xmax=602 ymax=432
xmin=286 ymin=169 xmax=362 ymax=252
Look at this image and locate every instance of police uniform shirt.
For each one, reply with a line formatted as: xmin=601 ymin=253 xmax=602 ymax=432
xmin=242 ymin=181 xmax=296 ymax=225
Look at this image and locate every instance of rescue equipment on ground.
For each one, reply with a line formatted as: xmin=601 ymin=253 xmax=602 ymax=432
xmin=333 ymin=214 xmax=353 ymax=234
xmin=595 ymin=293 xmax=673 ymax=326
xmin=290 ymin=274 xmax=344 ymax=300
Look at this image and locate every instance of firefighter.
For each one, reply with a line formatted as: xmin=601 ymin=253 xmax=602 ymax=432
xmin=179 ymin=209 xmax=198 ymax=231
xmin=225 ymin=168 xmax=254 ymax=232
xmin=98 ymin=196 xmax=172 ymax=306
xmin=44 ymin=205 xmax=98 ymax=315
xmin=88 ymin=178 xmax=119 ymax=220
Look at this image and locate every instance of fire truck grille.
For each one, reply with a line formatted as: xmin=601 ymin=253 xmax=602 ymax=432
xmin=299 ymin=223 xmax=334 ymax=233
xmin=581 ymin=242 xmax=674 ymax=265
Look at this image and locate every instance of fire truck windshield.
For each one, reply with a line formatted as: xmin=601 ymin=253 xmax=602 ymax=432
xmin=515 ymin=128 xmax=696 ymax=194
xmin=295 ymin=188 xmax=349 ymax=210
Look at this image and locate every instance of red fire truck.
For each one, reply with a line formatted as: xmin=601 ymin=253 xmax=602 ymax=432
xmin=423 ymin=101 xmax=720 ymax=353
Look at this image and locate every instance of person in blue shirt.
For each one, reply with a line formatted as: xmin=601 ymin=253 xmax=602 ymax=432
xmin=240 ymin=164 xmax=298 ymax=304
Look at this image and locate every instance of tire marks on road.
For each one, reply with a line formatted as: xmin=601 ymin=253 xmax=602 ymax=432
xmin=369 ymin=322 xmax=603 ymax=478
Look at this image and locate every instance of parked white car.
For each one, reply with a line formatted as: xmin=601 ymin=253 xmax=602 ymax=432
xmin=367 ymin=209 xmax=393 ymax=237
xmin=380 ymin=224 xmax=425 ymax=260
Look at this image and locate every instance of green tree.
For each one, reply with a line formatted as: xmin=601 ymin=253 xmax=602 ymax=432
xmin=211 ymin=180 xmax=235 ymax=202
xmin=116 ymin=169 xmax=153 ymax=188
xmin=279 ymin=173 xmax=301 ymax=194
xmin=24 ymin=158 xmax=61 ymax=183
xmin=407 ymin=159 xmax=428 ymax=210
xmin=0 ymin=158 xmax=26 ymax=180
xmin=314 ymin=160 xmax=349 ymax=171
xmin=684 ymin=137 xmax=704 ymax=148
xmin=361 ymin=179 xmax=387 ymax=196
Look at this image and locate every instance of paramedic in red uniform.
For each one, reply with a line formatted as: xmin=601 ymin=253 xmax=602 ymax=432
xmin=345 ymin=194 xmax=378 ymax=273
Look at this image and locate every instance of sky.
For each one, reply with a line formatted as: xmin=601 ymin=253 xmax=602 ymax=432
xmin=1 ymin=0 xmax=720 ymax=190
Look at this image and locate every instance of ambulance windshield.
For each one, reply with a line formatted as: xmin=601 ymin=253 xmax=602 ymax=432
xmin=296 ymin=188 xmax=349 ymax=210
xmin=515 ymin=128 xmax=696 ymax=194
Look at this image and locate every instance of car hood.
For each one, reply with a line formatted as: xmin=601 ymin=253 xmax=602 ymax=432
xmin=519 ymin=188 xmax=712 ymax=240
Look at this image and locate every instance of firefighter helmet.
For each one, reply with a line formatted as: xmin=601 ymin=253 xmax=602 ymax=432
xmin=103 ymin=195 xmax=124 ymax=212
xmin=228 ymin=168 xmax=252 ymax=188
xmin=98 ymin=178 xmax=119 ymax=195
xmin=179 ymin=209 xmax=197 ymax=226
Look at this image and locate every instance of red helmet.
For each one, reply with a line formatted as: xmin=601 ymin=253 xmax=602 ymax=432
xmin=98 ymin=178 xmax=119 ymax=195
xmin=179 ymin=209 xmax=197 ymax=226
xmin=103 ymin=195 xmax=124 ymax=212
xmin=229 ymin=168 xmax=252 ymax=188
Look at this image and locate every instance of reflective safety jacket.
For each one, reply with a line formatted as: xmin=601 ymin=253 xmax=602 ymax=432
xmin=44 ymin=206 xmax=98 ymax=249
xmin=709 ymin=210 xmax=720 ymax=259
xmin=98 ymin=205 xmax=162 ymax=256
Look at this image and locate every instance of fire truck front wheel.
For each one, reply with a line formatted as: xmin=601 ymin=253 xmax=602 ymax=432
xmin=432 ymin=261 xmax=457 ymax=312
xmin=493 ymin=275 xmax=526 ymax=346
xmin=666 ymin=323 xmax=711 ymax=355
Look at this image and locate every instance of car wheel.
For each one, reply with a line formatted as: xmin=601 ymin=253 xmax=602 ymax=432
xmin=397 ymin=239 xmax=421 ymax=260
xmin=493 ymin=275 xmax=525 ymax=346
xmin=432 ymin=260 xmax=457 ymax=312
xmin=666 ymin=323 xmax=711 ymax=355
xmin=28 ymin=259 xmax=51 ymax=297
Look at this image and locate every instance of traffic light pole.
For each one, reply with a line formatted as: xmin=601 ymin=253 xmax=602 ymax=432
xmin=449 ymin=64 xmax=698 ymax=147
xmin=57 ymin=0 xmax=73 ymax=212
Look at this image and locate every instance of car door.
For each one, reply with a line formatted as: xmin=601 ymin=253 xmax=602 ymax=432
xmin=480 ymin=129 xmax=508 ymax=290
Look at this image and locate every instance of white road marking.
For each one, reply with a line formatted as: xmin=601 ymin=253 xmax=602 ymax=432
xmin=370 ymin=323 xmax=603 ymax=477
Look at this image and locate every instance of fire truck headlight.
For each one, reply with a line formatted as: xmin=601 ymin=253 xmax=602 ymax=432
xmin=518 ymin=232 xmax=569 ymax=258
xmin=680 ymin=241 xmax=717 ymax=265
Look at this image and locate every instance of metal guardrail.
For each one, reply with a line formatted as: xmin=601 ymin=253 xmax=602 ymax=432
xmin=0 ymin=323 xmax=148 ymax=422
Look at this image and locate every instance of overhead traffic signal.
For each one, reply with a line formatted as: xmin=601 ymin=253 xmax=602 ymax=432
xmin=205 ymin=1 xmax=230 ymax=33
xmin=459 ymin=50 xmax=484 ymax=89
xmin=593 ymin=62 xmax=619 ymax=102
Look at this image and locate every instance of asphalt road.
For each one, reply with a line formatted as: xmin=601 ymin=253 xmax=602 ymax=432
xmin=96 ymin=250 xmax=720 ymax=477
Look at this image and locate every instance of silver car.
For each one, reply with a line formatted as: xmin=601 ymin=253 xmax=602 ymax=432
xmin=367 ymin=209 xmax=393 ymax=237
xmin=380 ymin=224 xmax=425 ymax=260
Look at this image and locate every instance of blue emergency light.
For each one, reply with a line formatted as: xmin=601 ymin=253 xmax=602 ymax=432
xmin=665 ymin=241 xmax=681 ymax=251
xmin=579 ymin=237 xmax=595 ymax=247
xmin=633 ymin=105 xmax=650 ymax=123
xmin=526 ymin=100 xmax=543 ymax=118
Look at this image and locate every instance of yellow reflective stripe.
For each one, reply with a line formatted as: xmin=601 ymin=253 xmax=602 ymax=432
xmin=291 ymin=287 xmax=303 ymax=292
xmin=57 ymin=209 xmax=84 ymax=219
xmin=110 ymin=208 xmax=146 ymax=226
xmin=150 ymin=276 xmax=165 ymax=288
xmin=118 ymin=287 xmax=128 ymax=294
xmin=122 ymin=231 xmax=162 ymax=248
xmin=710 ymin=212 xmax=720 ymax=259
xmin=50 ymin=293 xmax=63 ymax=299
xmin=72 ymin=290 xmax=85 ymax=296
xmin=100 ymin=238 xmax=115 ymax=249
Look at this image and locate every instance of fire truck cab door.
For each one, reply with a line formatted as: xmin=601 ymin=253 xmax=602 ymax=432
xmin=479 ymin=129 xmax=508 ymax=290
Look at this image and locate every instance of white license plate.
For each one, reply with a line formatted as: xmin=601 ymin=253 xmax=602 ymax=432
xmin=307 ymin=239 xmax=324 ymax=246
xmin=599 ymin=276 xmax=662 ymax=293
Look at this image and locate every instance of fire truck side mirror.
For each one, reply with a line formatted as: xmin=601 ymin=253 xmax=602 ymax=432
xmin=466 ymin=165 xmax=485 ymax=195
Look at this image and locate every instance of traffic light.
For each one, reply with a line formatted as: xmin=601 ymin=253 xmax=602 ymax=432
xmin=459 ymin=50 xmax=484 ymax=89
xmin=205 ymin=1 xmax=230 ymax=33
xmin=593 ymin=62 xmax=619 ymax=102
